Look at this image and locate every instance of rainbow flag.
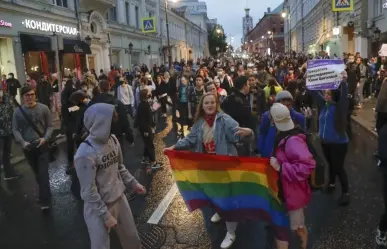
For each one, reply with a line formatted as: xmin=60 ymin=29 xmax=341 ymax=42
xmin=164 ymin=150 xmax=289 ymax=241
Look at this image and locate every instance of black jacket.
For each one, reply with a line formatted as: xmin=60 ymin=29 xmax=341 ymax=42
xmin=90 ymin=93 xmax=134 ymax=143
xmin=6 ymin=78 xmax=21 ymax=96
xmin=221 ymin=91 xmax=257 ymax=131
xmin=36 ymin=80 xmax=52 ymax=107
xmin=134 ymin=101 xmax=155 ymax=133
xmin=61 ymin=87 xmax=77 ymax=132
xmin=378 ymin=120 xmax=387 ymax=173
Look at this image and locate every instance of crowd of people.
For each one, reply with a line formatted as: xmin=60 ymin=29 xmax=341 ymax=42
xmin=0 ymin=52 xmax=386 ymax=249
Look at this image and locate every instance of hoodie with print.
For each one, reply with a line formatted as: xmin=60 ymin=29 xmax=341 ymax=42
xmin=74 ymin=103 xmax=138 ymax=222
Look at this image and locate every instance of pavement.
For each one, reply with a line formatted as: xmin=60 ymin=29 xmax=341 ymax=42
xmin=0 ymin=111 xmax=384 ymax=249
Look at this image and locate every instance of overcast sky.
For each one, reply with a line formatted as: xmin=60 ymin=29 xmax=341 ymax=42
xmin=203 ymin=0 xmax=284 ymax=47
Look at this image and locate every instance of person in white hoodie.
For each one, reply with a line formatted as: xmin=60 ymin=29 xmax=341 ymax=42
xmin=74 ymin=103 xmax=146 ymax=249
xmin=117 ymin=77 xmax=134 ymax=117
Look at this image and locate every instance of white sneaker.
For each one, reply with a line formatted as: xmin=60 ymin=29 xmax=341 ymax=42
xmin=210 ymin=213 xmax=221 ymax=223
xmin=220 ymin=232 xmax=236 ymax=249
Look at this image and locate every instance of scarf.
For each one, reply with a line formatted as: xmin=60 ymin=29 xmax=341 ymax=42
xmin=204 ymin=114 xmax=216 ymax=127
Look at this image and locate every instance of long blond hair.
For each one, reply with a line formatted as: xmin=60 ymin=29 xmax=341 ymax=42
xmin=194 ymin=92 xmax=222 ymax=122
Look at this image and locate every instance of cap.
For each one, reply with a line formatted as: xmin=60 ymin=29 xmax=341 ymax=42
xmin=270 ymin=103 xmax=294 ymax=132
xmin=275 ymin=90 xmax=293 ymax=102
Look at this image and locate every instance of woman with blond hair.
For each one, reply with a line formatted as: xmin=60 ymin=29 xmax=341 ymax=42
xmin=165 ymin=92 xmax=253 ymax=249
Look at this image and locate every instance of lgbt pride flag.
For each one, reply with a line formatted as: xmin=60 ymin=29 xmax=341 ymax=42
xmin=164 ymin=150 xmax=289 ymax=241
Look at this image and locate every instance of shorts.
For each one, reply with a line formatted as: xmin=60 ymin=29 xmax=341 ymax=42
xmin=288 ymin=208 xmax=305 ymax=230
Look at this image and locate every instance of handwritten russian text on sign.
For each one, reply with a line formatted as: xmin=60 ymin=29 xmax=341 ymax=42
xmin=306 ymin=60 xmax=344 ymax=90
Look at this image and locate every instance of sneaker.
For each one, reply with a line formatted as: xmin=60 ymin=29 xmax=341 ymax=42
xmin=151 ymin=162 xmax=164 ymax=170
xmin=56 ymin=134 xmax=65 ymax=139
xmin=220 ymin=232 xmax=236 ymax=249
xmin=338 ymin=193 xmax=350 ymax=206
xmin=376 ymin=227 xmax=387 ymax=247
xmin=326 ymin=184 xmax=336 ymax=194
xmin=4 ymin=174 xmax=22 ymax=181
xmin=210 ymin=213 xmax=222 ymax=223
xmin=40 ymin=205 xmax=51 ymax=211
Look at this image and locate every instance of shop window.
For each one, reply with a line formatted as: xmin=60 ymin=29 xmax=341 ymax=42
xmin=108 ymin=7 xmax=117 ymax=22
xmin=54 ymin=0 xmax=68 ymax=8
xmin=62 ymin=54 xmax=76 ymax=77
xmin=135 ymin=6 xmax=140 ymax=29
xmin=25 ymin=52 xmax=42 ymax=74
xmin=126 ymin=2 xmax=130 ymax=25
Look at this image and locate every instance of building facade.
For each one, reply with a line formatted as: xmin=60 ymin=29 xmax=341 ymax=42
xmin=284 ymin=0 xmax=379 ymax=58
xmin=368 ymin=0 xmax=387 ymax=56
xmin=0 ymin=0 xmax=91 ymax=103
xmin=159 ymin=6 xmax=206 ymax=62
xmin=245 ymin=5 xmax=285 ymax=56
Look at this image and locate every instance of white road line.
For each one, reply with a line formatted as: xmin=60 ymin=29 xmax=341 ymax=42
xmin=147 ymin=183 xmax=178 ymax=225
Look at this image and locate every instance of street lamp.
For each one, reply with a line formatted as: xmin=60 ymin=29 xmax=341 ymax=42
xmin=125 ymin=42 xmax=134 ymax=71
xmin=281 ymin=11 xmax=287 ymax=18
xmin=165 ymin=0 xmax=178 ymax=69
xmin=216 ymin=29 xmax=221 ymax=34
xmin=374 ymin=27 xmax=381 ymax=41
xmin=267 ymin=31 xmax=272 ymax=35
xmin=85 ymin=35 xmax=92 ymax=46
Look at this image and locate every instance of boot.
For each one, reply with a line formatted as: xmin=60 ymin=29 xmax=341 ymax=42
xmin=296 ymin=227 xmax=308 ymax=249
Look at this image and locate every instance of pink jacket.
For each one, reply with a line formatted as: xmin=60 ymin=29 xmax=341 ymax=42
xmin=274 ymin=134 xmax=316 ymax=211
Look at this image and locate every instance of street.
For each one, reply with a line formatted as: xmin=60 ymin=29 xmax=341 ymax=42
xmin=0 ymin=118 xmax=383 ymax=249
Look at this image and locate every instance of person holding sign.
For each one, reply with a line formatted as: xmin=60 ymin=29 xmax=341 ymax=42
xmin=309 ymin=80 xmax=350 ymax=206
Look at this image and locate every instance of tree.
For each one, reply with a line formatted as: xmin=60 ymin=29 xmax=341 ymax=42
xmin=208 ymin=25 xmax=228 ymax=57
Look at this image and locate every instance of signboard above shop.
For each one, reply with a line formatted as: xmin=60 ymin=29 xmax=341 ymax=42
xmin=22 ymin=19 xmax=78 ymax=36
xmin=0 ymin=20 xmax=12 ymax=28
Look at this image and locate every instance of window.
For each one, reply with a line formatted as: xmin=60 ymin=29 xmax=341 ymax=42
xmin=135 ymin=6 xmax=139 ymax=29
xmin=281 ymin=27 xmax=284 ymax=33
xmin=108 ymin=7 xmax=117 ymax=21
xmin=54 ymin=0 xmax=68 ymax=7
xmin=374 ymin=0 xmax=383 ymax=17
xmin=126 ymin=2 xmax=130 ymax=25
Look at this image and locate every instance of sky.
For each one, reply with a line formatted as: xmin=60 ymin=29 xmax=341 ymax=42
xmin=203 ymin=0 xmax=284 ymax=47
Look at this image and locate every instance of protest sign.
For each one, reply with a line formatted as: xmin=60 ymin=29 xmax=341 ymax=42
xmin=306 ymin=60 xmax=345 ymax=90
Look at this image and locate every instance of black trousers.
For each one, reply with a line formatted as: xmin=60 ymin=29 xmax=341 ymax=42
xmin=66 ymin=131 xmax=75 ymax=165
xmin=322 ymin=143 xmax=349 ymax=193
xmin=24 ymin=147 xmax=52 ymax=204
xmin=379 ymin=173 xmax=387 ymax=231
xmin=141 ymin=131 xmax=155 ymax=162
xmin=159 ymin=96 xmax=168 ymax=114
xmin=178 ymin=102 xmax=189 ymax=127
xmin=0 ymin=136 xmax=15 ymax=178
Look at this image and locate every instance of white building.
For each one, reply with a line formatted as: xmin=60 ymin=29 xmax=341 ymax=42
xmin=79 ymin=0 xmax=162 ymax=72
xmin=159 ymin=6 xmax=207 ymax=62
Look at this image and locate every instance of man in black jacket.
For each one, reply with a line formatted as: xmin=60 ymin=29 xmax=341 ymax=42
xmin=221 ymin=76 xmax=256 ymax=156
xmin=90 ymin=80 xmax=134 ymax=149
xmin=6 ymin=73 xmax=21 ymax=98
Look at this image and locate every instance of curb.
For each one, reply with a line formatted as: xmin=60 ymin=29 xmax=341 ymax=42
xmin=11 ymin=137 xmax=66 ymax=166
xmin=351 ymin=116 xmax=377 ymax=139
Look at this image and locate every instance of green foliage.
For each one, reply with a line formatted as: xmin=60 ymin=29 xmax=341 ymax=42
xmin=208 ymin=25 xmax=228 ymax=56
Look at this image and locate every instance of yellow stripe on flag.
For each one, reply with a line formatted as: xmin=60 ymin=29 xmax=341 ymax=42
xmin=173 ymin=170 xmax=269 ymax=186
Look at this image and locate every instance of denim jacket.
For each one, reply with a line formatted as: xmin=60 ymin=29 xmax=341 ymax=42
xmin=174 ymin=112 xmax=249 ymax=155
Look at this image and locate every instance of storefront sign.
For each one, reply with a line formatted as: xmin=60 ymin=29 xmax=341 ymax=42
xmin=73 ymin=45 xmax=83 ymax=53
xmin=306 ymin=60 xmax=345 ymax=90
xmin=22 ymin=19 xmax=78 ymax=35
xmin=0 ymin=20 xmax=12 ymax=28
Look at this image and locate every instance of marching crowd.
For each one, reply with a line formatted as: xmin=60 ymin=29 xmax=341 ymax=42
xmin=0 ymin=52 xmax=387 ymax=249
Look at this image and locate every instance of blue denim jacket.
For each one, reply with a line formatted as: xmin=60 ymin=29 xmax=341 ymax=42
xmin=174 ymin=112 xmax=247 ymax=155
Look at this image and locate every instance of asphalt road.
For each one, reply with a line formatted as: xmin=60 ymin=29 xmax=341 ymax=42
xmin=0 ymin=118 xmax=383 ymax=249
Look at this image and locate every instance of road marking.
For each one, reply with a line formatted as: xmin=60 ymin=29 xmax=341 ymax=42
xmin=147 ymin=183 xmax=178 ymax=224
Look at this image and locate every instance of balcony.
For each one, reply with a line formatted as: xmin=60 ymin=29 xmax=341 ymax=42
xmin=79 ymin=0 xmax=116 ymax=12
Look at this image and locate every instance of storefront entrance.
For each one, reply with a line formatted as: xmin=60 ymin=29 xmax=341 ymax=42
xmin=0 ymin=37 xmax=16 ymax=76
xmin=88 ymin=55 xmax=95 ymax=71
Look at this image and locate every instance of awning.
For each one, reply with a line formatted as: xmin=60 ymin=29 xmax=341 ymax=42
xmin=20 ymin=34 xmax=52 ymax=53
xmin=63 ymin=39 xmax=92 ymax=54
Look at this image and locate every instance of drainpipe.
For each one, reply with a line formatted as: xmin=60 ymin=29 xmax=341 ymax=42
xmin=74 ymin=0 xmax=83 ymax=41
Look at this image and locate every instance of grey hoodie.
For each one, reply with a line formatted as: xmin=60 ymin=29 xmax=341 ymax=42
xmin=74 ymin=103 xmax=138 ymax=222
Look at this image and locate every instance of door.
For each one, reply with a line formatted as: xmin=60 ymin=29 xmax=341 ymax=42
xmin=88 ymin=55 xmax=95 ymax=70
